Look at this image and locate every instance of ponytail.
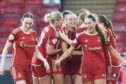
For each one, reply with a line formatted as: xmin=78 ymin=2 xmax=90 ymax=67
xmin=95 ymin=25 xmax=107 ymax=45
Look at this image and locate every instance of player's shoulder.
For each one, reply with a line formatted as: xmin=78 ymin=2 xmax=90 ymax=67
xmin=30 ymin=29 xmax=37 ymax=34
xmin=11 ymin=27 xmax=21 ymax=35
xmin=76 ymin=30 xmax=86 ymax=38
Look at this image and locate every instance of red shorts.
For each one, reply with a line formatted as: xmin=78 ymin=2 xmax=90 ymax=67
xmin=10 ymin=65 xmax=32 ymax=84
xmin=70 ymin=56 xmax=81 ymax=75
xmin=63 ymin=58 xmax=72 ymax=75
xmin=107 ymin=66 xmax=120 ymax=84
xmin=82 ymin=73 xmax=106 ymax=82
xmin=31 ymin=64 xmax=50 ymax=78
xmin=51 ymin=60 xmax=64 ymax=74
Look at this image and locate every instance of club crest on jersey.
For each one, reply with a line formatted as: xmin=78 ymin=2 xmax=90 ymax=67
xmin=32 ymin=36 xmax=35 ymax=41
xmin=52 ymin=38 xmax=57 ymax=44
xmin=97 ymin=37 xmax=101 ymax=42
xmin=45 ymin=27 xmax=49 ymax=32
xmin=9 ymin=34 xmax=14 ymax=40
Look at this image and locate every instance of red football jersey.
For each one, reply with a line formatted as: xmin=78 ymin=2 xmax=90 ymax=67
xmin=32 ymin=25 xmax=60 ymax=64
xmin=72 ymin=32 xmax=106 ymax=74
xmin=105 ymin=28 xmax=120 ymax=66
xmin=8 ymin=28 xmax=37 ymax=66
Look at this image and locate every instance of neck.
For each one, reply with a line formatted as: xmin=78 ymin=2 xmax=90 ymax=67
xmin=66 ymin=25 xmax=75 ymax=32
xmin=86 ymin=29 xmax=97 ymax=34
xmin=20 ymin=27 xmax=31 ymax=34
xmin=50 ymin=24 xmax=58 ymax=31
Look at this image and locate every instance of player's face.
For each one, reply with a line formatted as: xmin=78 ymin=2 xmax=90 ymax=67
xmin=66 ymin=15 xmax=78 ymax=28
xmin=22 ymin=18 xmax=34 ymax=30
xmin=55 ymin=17 xmax=63 ymax=28
xmin=84 ymin=18 xmax=96 ymax=31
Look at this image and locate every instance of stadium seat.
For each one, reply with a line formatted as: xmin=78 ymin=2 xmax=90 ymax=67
xmin=115 ymin=3 xmax=126 ymax=12
xmin=25 ymin=0 xmax=42 ymax=5
xmin=114 ymin=31 xmax=126 ymax=52
xmin=116 ymin=0 xmax=126 ymax=3
xmin=0 ymin=26 xmax=14 ymax=37
xmin=24 ymin=4 xmax=42 ymax=16
xmin=113 ymin=23 xmax=126 ymax=31
xmin=1 ymin=18 xmax=19 ymax=27
xmin=5 ymin=0 xmax=25 ymax=8
xmin=4 ymin=7 xmax=23 ymax=15
xmin=0 ymin=1 xmax=6 ymax=8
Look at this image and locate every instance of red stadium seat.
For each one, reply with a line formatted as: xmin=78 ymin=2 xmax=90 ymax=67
xmin=24 ymin=4 xmax=42 ymax=16
xmin=0 ymin=26 xmax=14 ymax=37
xmin=26 ymin=0 xmax=42 ymax=5
xmin=116 ymin=0 xmax=126 ymax=3
xmin=115 ymin=31 xmax=126 ymax=52
xmin=1 ymin=18 xmax=19 ymax=27
xmin=112 ymin=12 xmax=126 ymax=23
xmin=0 ymin=37 xmax=7 ymax=44
xmin=5 ymin=0 xmax=25 ymax=8
xmin=0 ymin=1 xmax=6 ymax=8
xmin=113 ymin=23 xmax=126 ymax=31
xmin=4 ymin=7 xmax=23 ymax=15
xmin=115 ymin=3 xmax=126 ymax=12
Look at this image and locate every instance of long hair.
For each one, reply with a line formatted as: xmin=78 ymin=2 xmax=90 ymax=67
xmin=98 ymin=15 xmax=116 ymax=38
xmin=86 ymin=14 xmax=107 ymax=45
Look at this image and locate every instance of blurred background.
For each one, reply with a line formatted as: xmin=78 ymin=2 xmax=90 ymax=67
xmin=0 ymin=0 xmax=126 ymax=84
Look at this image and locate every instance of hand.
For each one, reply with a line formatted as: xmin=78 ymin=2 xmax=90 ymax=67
xmin=55 ymin=60 xmax=60 ymax=66
xmin=43 ymin=60 xmax=50 ymax=73
xmin=0 ymin=65 xmax=5 ymax=76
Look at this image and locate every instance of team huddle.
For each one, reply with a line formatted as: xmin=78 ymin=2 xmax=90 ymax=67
xmin=0 ymin=9 xmax=126 ymax=84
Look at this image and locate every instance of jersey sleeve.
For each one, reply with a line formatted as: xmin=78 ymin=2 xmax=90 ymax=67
xmin=107 ymin=29 xmax=117 ymax=49
xmin=105 ymin=29 xmax=111 ymax=47
xmin=71 ymin=37 xmax=80 ymax=48
xmin=8 ymin=31 xmax=16 ymax=43
xmin=34 ymin=32 xmax=38 ymax=45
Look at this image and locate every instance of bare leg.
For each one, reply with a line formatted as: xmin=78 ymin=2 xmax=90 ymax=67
xmin=83 ymin=81 xmax=93 ymax=84
xmin=94 ymin=79 xmax=106 ymax=84
xmin=65 ymin=75 xmax=72 ymax=84
xmin=75 ymin=75 xmax=83 ymax=84
xmin=33 ymin=77 xmax=39 ymax=84
xmin=39 ymin=75 xmax=51 ymax=84
xmin=16 ymin=80 xmax=26 ymax=84
xmin=53 ymin=74 xmax=64 ymax=84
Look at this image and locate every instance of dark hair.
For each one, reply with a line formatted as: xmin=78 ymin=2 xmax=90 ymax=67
xmin=98 ymin=15 xmax=116 ymax=37
xmin=22 ymin=12 xmax=34 ymax=19
xmin=86 ymin=14 xmax=107 ymax=45
xmin=62 ymin=10 xmax=73 ymax=18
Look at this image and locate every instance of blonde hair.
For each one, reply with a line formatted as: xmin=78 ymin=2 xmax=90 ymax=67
xmin=44 ymin=10 xmax=62 ymax=23
xmin=78 ymin=9 xmax=90 ymax=15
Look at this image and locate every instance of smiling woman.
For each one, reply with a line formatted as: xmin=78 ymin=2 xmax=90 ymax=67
xmin=0 ymin=12 xmax=49 ymax=84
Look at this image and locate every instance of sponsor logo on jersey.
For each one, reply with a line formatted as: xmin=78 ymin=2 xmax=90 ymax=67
xmin=52 ymin=38 xmax=57 ymax=44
